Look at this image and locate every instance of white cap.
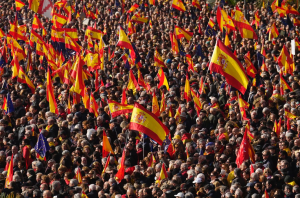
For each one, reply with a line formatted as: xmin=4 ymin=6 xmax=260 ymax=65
xmin=197 ymin=173 xmax=205 ymax=180
xmin=175 ymin=192 xmax=184 ymax=198
xmin=193 ymin=177 xmax=202 ymax=184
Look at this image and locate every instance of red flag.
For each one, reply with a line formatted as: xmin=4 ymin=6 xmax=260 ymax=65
xmin=236 ymin=130 xmax=255 ymax=167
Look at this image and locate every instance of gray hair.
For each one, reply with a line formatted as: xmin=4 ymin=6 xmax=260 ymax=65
xmin=70 ymin=179 xmax=78 ymax=186
xmin=89 ymin=184 xmax=96 ymax=191
xmin=52 ymin=181 xmax=61 ymax=189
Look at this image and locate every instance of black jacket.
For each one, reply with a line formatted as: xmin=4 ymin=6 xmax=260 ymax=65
xmin=87 ymin=190 xmax=98 ymax=198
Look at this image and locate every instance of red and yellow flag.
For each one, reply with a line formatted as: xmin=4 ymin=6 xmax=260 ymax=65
xmin=115 ymin=149 xmax=126 ymax=183
xmin=52 ymin=13 xmax=67 ymax=27
xmin=174 ymin=25 xmax=193 ymax=42
xmin=234 ymin=7 xmax=258 ymax=39
xmin=47 ymin=67 xmax=58 ymax=114
xmin=4 ymin=154 xmax=13 ymax=188
xmin=172 ymin=0 xmax=186 ymax=12
xmin=108 ymin=100 xmax=134 ymax=118
xmin=280 ymin=72 xmax=293 ymax=95
xmin=89 ymin=92 xmax=99 ymax=117
xmin=18 ymin=67 xmax=35 ymax=94
xmin=184 ymin=74 xmax=191 ymax=102
xmin=70 ymin=56 xmax=85 ymax=96
xmin=65 ymin=33 xmax=81 ymax=52
xmin=103 ymin=130 xmax=115 ymax=157
xmin=157 ymin=68 xmax=169 ymax=91
xmin=127 ymin=70 xmax=140 ymax=95
xmin=277 ymin=45 xmax=293 ymax=68
xmin=209 ymin=39 xmax=248 ymax=94
xmin=137 ymin=69 xmax=147 ymax=90
xmin=85 ymin=26 xmax=103 ymax=40
xmin=160 ymin=93 xmax=166 ymax=114
xmin=244 ymin=51 xmax=257 ymax=78
xmin=191 ymin=89 xmax=202 ymax=115
xmin=129 ymin=103 xmax=170 ymax=145
xmin=156 ymin=163 xmax=168 ymax=184
xmin=121 ymin=88 xmax=127 ymax=105
xmin=15 ymin=0 xmax=25 ymax=11
xmin=236 ymin=130 xmax=255 ymax=167
xmin=128 ymin=20 xmax=136 ymax=36
xmin=76 ymin=168 xmax=82 ymax=184
xmin=217 ymin=7 xmax=235 ymax=32
xmin=102 ymin=154 xmax=110 ymax=173
xmin=170 ymin=32 xmax=179 ymax=54
xmin=152 ymin=92 xmax=160 ymax=116
xmin=192 ymin=0 xmax=201 ymax=9
xmin=127 ymin=3 xmax=139 ymax=13
xmin=131 ymin=14 xmax=149 ymax=24
xmin=268 ymin=23 xmax=279 ymax=40
xmin=154 ymin=49 xmax=166 ymax=67
xmin=117 ymin=26 xmax=134 ymax=51
xmin=264 ymin=189 xmax=269 ymax=198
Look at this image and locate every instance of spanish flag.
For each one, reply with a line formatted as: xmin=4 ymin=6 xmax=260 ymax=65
xmin=277 ymin=45 xmax=293 ymax=68
xmin=11 ymin=49 xmax=20 ymax=79
xmin=234 ymin=7 xmax=258 ymax=39
xmin=29 ymin=0 xmax=40 ymax=13
xmin=89 ymin=92 xmax=99 ymax=117
xmin=102 ymin=154 xmax=110 ymax=173
xmin=287 ymin=5 xmax=300 ymax=15
xmin=0 ymin=28 xmax=4 ymax=39
xmin=32 ymin=14 xmax=42 ymax=30
xmin=192 ymin=0 xmax=201 ymax=9
xmin=244 ymin=51 xmax=257 ymax=78
xmin=273 ymin=120 xmax=279 ymax=137
xmin=157 ymin=68 xmax=169 ymax=91
xmin=75 ymin=168 xmax=82 ymax=184
xmin=253 ymin=11 xmax=260 ymax=29
xmin=138 ymin=69 xmax=147 ymax=90
xmin=217 ymin=7 xmax=235 ymax=32
xmin=268 ymin=23 xmax=279 ymax=40
xmin=174 ymin=25 xmax=193 ymax=42
xmin=280 ymin=72 xmax=293 ymax=95
xmin=4 ymin=154 xmax=13 ymax=188
xmin=52 ymin=13 xmax=68 ymax=27
xmin=70 ymin=56 xmax=85 ymax=96
xmin=155 ymin=163 xmax=168 ymax=184
xmin=82 ymin=87 xmax=90 ymax=109
xmin=128 ymin=20 xmax=136 ymax=36
xmin=149 ymin=0 xmax=155 ymax=6
xmin=107 ymin=99 xmax=134 ymax=118
xmin=191 ymin=89 xmax=202 ymax=115
xmin=127 ymin=3 xmax=139 ymax=13
xmin=152 ymin=92 xmax=160 ymax=116
xmin=127 ymin=70 xmax=140 ymax=95
xmin=129 ymin=103 xmax=169 ymax=145
xmin=115 ymin=148 xmax=126 ymax=183
xmin=172 ymin=0 xmax=186 ymax=12
xmin=160 ymin=93 xmax=166 ymax=114
xmin=17 ymin=67 xmax=35 ymax=94
xmin=170 ymin=32 xmax=179 ymax=54
xmin=15 ymin=0 xmax=25 ymax=11
xmin=148 ymin=153 xmax=156 ymax=167
xmin=131 ymin=14 xmax=149 ymax=24
xmin=102 ymin=130 xmax=115 ymax=157
xmin=264 ymin=189 xmax=270 ymax=198
xmin=199 ymin=76 xmax=206 ymax=94
xmin=224 ymin=33 xmax=231 ymax=48
xmin=117 ymin=26 xmax=134 ymax=51
xmin=184 ymin=74 xmax=191 ymax=102
xmin=47 ymin=67 xmax=58 ymax=114
xmin=65 ymin=33 xmax=81 ymax=53
xmin=2 ymin=97 xmax=7 ymax=113
xmin=186 ymin=54 xmax=194 ymax=72
xmin=294 ymin=18 xmax=300 ymax=26
xmin=154 ymin=49 xmax=166 ymax=67
xmin=209 ymin=39 xmax=249 ymax=94
xmin=85 ymin=26 xmax=103 ymax=40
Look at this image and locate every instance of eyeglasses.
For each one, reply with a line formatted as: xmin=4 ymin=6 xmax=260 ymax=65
xmin=175 ymin=147 xmax=179 ymax=149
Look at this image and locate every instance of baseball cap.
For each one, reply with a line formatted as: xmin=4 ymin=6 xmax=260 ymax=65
xmin=175 ymin=192 xmax=184 ymax=198
xmin=193 ymin=178 xmax=202 ymax=184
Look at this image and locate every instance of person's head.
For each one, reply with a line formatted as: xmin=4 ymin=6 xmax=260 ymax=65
xmin=43 ymin=190 xmax=51 ymax=198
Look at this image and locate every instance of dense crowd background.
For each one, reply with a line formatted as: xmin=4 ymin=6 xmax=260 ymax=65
xmin=0 ymin=0 xmax=299 ymax=197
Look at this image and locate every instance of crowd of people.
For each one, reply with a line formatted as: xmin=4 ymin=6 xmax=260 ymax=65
xmin=0 ymin=0 xmax=299 ymax=197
